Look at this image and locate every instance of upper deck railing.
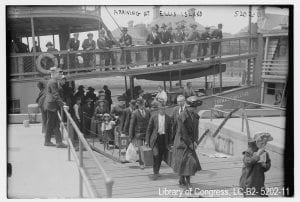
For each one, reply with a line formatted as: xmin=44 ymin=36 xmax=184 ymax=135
xmin=262 ymin=60 xmax=288 ymax=81
xmin=9 ymin=35 xmax=258 ymax=81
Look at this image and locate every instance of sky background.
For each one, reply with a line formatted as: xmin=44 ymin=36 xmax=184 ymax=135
xmin=22 ymin=5 xmax=289 ymax=52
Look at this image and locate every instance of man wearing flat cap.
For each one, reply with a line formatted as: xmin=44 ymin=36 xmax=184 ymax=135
xmin=160 ymin=23 xmax=173 ymax=65
xmin=146 ymin=101 xmax=172 ymax=180
xmin=197 ymin=27 xmax=211 ymax=61
xmin=66 ymin=33 xmax=80 ymax=68
xmin=129 ymin=97 xmax=151 ymax=169
xmin=172 ymin=25 xmax=186 ymax=64
xmin=146 ymin=25 xmax=161 ymax=67
xmin=184 ymin=23 xmax=200 ymax=62
xmin=44 ymin=67 xmax=68 ymax=148
xmin=97 ymin=30 xmax=115 ymax=68
xmin=211 ymin=23 xmax=223 ymax=58
xmin=119 ymin=27 xmax=132 ymax=66
xmin=82 ymin=32 xmax=96 ymax=67
xmin=46 ymin=41 xmax=60 ymax=67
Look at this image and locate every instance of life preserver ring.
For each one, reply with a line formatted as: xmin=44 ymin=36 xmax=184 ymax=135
xmin=36 ymin=53 xmax=58 ymax=74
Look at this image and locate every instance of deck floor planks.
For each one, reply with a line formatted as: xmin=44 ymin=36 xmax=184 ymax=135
xmin=79 ymin=143 xmax=284 ymax=198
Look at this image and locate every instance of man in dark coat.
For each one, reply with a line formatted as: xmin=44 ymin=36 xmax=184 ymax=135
xmin=211 ymin=23 xmax=223 ymax=58
xmin=46 ymin=42 xmax=60 ymax=67
xmin=86 ymin=87 xmax=97 ymax=102
xmin=119 ymin=27 xmax=132 ymax=66
xmin=146 ymin=25 xmax=161 ymax=67
xmin=197 ymin=27 xmax=211 ymax=61
xmin=146 ymin=101 xmax=172 ymax=180
xmin=31 ymin=41 xmax=42 ymax=52
xmin=123 ymin=99 xmax=136 ymax=135
xmin=74 ymin=85 xmax=85 ymax=104
xmin=129 ymin=98 xmax=151 ymax=169
xmin=36 ymin=80 xmax=47 ymax=134
xmin=184 ymin=23 xmax=200 ymax=62
xmin=160 ymin=23 xmax=173 ymax=65
xmin=97 ymin=30 xmax=114 ymax=68
xmin=43 ymin=67 xmax=67 ymax=148
xmin=66 ymin=33 xmax=80 ymax=68
xmin=82 ymin=33 xmax=96 ymax=67
xmin=80 ymin=98 xmax=94 ymax=137
xmin=172 ymin=25 xmax=185 ymax=64
xmin=172 ymin=95 xmax=201 ymax=189
xmin=103 ymin=85 xmax=113 ymax=112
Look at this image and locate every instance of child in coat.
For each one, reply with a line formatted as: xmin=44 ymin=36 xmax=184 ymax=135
xmin=239 ymin=132 xmax=273 ymax=197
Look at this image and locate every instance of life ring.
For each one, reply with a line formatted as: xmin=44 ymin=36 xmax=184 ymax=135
xmin=36 ymin=52 xmax=58 ymax=74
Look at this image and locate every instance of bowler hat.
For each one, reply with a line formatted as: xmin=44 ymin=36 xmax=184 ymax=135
xmin=136 ymin=98 xmax=145 ymax=106
xmin=186 ymin=96 xmax=203 ymax=107
xmin=205 ymin=26 xmax=210 ymax=30
xmin=161 ymin=23 xmax=167 ymax=28
xmin=88 ymin=86 xmax=95 ymax=91
xmin=218 ymin=23 xmax=223 ymax=28
xmin=87 ymin=33 xmax=93 ymax=37
xmin=121 ymin=27 xmax=128 ymax=32
xmin=78 ymin=85 xmax=85 ymax=90
xmin=46 ymin=42 xmax=53 ymax=47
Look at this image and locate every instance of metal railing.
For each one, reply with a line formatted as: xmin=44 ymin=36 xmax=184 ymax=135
xmin=210 ymin=95 xmax=286 ymax=132
xmin=58 ymin=106 xmax=113 ymax=198
xmin=9 ymin=35 xmax=258 ymax=80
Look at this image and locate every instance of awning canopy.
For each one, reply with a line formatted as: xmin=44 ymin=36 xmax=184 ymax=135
xmin=135 ymin=64 xmax=226 ymax=81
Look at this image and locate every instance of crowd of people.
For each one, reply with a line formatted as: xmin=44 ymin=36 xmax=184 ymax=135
xmin=12 ymin=22 xmax=223 ymax=72
xmin=36 ymin=66 xmax=273 ymax=196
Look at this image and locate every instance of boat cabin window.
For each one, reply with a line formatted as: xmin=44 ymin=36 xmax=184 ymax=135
xmin=266 ymin=83 xmax=275 ymax=95
xmin=10 ymin=99 xmax=21 ymax=114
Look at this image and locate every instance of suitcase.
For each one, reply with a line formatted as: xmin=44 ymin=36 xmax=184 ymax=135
xmin=139 ymin=145 xmax=153 ymax=166
xmin=163 ymin=146 xmax=173 ymax=168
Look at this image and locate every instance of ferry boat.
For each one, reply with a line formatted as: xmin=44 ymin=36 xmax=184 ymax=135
xmin=7 ymin=5 xmax=290 ymax=198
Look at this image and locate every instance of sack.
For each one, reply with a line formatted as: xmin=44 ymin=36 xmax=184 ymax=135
xmin=139 ymin=145 xmax=153 ymax=166
xmin=125 ymin=143 xmax=139 ymax=162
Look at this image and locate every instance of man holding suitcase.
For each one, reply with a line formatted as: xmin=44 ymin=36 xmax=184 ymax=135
xmin=146 ymin=101 xmax=172 ymax=180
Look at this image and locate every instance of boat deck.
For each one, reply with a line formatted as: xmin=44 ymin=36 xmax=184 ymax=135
xmin=7 ymin=123 xmax=284 ymax=198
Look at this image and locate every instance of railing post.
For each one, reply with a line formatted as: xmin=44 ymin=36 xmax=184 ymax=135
xmin=79 ymin=140 xmax=83 ymax=198
xmin=238 ymin=39 xmax=241 ymax=56
xmin=67 ymin=116 xmax=71 ymax=161
xmin=61 ymin=107 xmax=64 ymax=140
xmin=105 ymin=178 xmax=114 ymax=198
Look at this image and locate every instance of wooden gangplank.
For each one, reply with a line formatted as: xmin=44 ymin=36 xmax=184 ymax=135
xmin=82 ymin=146 xmax=284 ymax=198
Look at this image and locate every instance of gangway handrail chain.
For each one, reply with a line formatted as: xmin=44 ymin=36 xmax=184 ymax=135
xmin=57 ymin=106 xmax=114 ymax=198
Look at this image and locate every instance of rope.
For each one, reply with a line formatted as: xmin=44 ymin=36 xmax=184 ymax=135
xmin=104 ymin=6 xmax=122 ymax=32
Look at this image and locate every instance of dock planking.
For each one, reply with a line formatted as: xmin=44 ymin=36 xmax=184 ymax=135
xmin=79 ymin=144 xmax=284 ymax=198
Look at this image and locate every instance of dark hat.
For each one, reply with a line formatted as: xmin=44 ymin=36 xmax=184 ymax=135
xmin=78 ymin=85 xmax=84 ymax=90
xmin=117 ymin=96 xmax=126 ymax=101
xmin=136 ymin=98 xmax=145 ymax=106
xmin=85 ymin=98 xmax=93 ymax=102
xmin=138 ymin=89 xmax=144 ymax=94
xmin=218 ymin=23 xmax=223 ymax=28
xmin=46 ymin=41 xmax=53 ymax=47
xmin=88 ymin=86 xmax=94 ymax=91
xmin=151 ymin=100 xmax=162 ymax=109
xmin=161 ymin=23 xmax=167 ymax=28
xmin=154 ymin=24 xmax=159 ymax=29
xmin=99 ymin=29 xmax=105 ymax=34
xmin=180 ymin=25 xmax=185 ymax=29
xmin=190 ymin=23 xmax=197 ymax=28
xmin=205 ymin=26 xmax=210 ymax=30
xmin=186 ymin=96 xmax=203 ymax=107
xmin=87 ymin=32 xmax=93 ymax=37
xmin=129 ymin=99 xmax=136 ymax=105
xmin=121 ymin=27 xmax=128 ymax=31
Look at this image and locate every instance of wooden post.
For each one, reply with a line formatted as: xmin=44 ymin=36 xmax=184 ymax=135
xmin=130 ymin=76 xmax=134 ymax=100
xmin=124 ymin=76 xmax=128 ymax=92
xmin=178 ymin=70 xmax=182 ymax=87
xmin=253 ymin=34 xmax=264 ymax=86
xmin=205 ymin=76 xmax=208 ymax=90
xmin=31 ymin=17 xmax=36 ymax=73
xmin=52 ymin=34 xmax=55 ymax=47
xmin=219 ymin=64 xmax=222 ymax=93
xmin=163 ymin=80 xmax=166 ymax=91
xmin=38 ymin=36 xmax=40 ymax=48
xmin=169 ymin=72 xmax=172 ymax=91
